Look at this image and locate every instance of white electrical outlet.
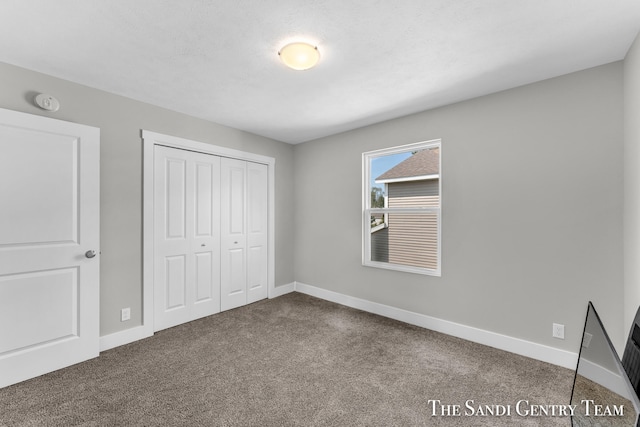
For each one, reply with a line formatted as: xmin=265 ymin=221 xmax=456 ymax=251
xmin=553 ymin=323 xmax=565 ymax=339
xmin=121 ymin=307 xmax=131 ymax=322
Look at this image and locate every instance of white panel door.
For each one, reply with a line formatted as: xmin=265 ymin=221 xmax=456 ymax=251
xmin=246 ymin=162 xmax=268 ymax=304
xmin=0 ymin=108 xmax=100 ymax=388
xmin=220 ymin=158 xmax=247 ymax=311
xmin=154 ymin=146 xmax=220 ymax=331
xmin=221 ymin=158 xmax=268 ymax=311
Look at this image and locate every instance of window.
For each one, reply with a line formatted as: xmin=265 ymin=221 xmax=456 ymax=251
xmin=362 ymin=140 xmax=441 ymax=276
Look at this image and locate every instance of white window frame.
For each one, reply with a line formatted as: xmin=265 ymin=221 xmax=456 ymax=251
xmin=362 ymin=139 xmax=441 ymax=276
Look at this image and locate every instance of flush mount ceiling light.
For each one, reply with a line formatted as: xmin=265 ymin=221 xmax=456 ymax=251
xmin=278 ymin=42 xmax=320 ymax=71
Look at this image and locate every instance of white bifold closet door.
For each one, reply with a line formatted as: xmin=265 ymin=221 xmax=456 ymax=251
xmin=154 ymin=146 xmax=268 ymax=331
xmin=154 ymin=146 xmax=221 ymax=331
xmin=220 ymin=158 xmax=268 ymax=311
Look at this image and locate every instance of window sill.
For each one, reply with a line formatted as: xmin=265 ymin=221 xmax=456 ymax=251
xmin=363 ymin=260 xmax=441 ymax=277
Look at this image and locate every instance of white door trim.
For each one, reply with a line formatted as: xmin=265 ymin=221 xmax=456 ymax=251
xmin=141 ymin=130 xmax=276 ymax=334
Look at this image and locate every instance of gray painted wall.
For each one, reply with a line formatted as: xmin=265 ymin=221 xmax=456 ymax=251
xmin=0 ymin=55 xmax=630 ymax=358
xmin=624 ymin=31 xmax=640 ymax=344
xmin=294 ymin=62 xmax=624 ymax=353
xmin=0 ymin=62 xmax=295 ymax=336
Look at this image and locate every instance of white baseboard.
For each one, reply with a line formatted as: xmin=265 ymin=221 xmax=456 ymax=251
xmin=270 ymin=282 xmax=296 ymax=298
xmin=99 ymin=325 xmax=153 ymax=352
xmin=579 ymin=358 xmax=632 ymax=398
xmin=294 ymin=281 xmax=578 ymax=369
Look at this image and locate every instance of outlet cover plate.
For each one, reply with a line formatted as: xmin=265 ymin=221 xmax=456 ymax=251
xmin=553 ymin=323 xmax=565 ymax=339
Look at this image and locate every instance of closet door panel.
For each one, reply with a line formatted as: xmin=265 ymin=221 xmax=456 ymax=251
xmin=166 ymin=159 xmax=187 ymax=239
xmin=228 ymin=167 xmax=245 ymax=234
xmin=221 ymin=158 xmax=247 ymax=311
xmin=247 ymin=162 xmax=268 ymax=304
xmin=195 ymin=162 xmax=213 ymax=237
xmin=154 ymin=146 xmax=220 ymax=331
xmin=165 ymin=255 xmax=186 ymax=309
xmin=190 ymin=156 xmax=220 ymax=319
xmin=226 ymin=247 xmax=246 ymax=295
xmin=154 ymin=148 xmax=192 ymax=329
xmin=194 ymin=252 xmax=213 ymax=301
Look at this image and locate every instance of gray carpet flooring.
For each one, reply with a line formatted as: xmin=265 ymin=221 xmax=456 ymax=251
xmin=0 ymin=292 xmax=573 ymax=426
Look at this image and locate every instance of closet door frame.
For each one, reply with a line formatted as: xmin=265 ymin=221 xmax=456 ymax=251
xmin=141 ymin=130 xmax=275 ymax=335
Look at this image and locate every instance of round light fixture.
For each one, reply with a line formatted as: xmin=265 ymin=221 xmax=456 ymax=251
xmin=278 ymin=42 xmax=320 ymax=71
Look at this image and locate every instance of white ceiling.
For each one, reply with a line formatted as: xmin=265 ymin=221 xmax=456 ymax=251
xmin=1 ymin=1 xmax=640 ymax=144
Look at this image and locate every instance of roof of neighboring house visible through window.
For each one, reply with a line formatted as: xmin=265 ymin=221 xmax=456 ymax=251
xmin=375 ymin=147 xmax=439 ymax=183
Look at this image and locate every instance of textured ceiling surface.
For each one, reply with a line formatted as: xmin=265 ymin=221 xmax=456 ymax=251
xmin=1 ymin=1 xmax=640 ymax=144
